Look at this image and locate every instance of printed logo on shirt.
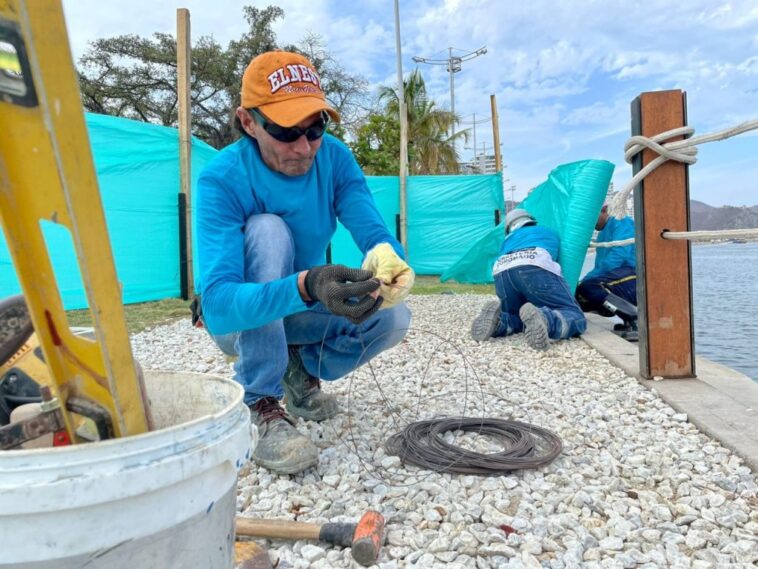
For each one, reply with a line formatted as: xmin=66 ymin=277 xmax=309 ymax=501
xmin=492 ymin=247 xmax=563 ymax=277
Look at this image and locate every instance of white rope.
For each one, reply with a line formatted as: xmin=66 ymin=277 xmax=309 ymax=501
xmin=589 ymin=228 xmax=758 ymax=248
xmin=608 ymin=118 xmax=758 ymax=220
xmin=662 ymin=228 xmax=758 ymax=241
xmin=589 ymin=237 xmax=635 ymax=248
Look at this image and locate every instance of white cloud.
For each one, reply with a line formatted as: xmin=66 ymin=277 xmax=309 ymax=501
xmin=60 ymin=0 xmax=758 ymax=205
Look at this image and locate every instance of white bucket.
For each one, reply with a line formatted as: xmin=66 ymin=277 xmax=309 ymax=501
xmin=0 ymin=370 xmax=252 ymax=568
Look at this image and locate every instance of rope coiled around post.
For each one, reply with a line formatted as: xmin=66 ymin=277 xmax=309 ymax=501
xmin=609 ymin=119 xmax=758 ymax=220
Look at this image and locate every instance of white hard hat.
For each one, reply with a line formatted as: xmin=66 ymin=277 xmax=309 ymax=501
xmin=505 ymin=208 xmax=536 ymax=234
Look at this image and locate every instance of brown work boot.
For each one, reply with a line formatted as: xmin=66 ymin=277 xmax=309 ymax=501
xmin=250 ymin=397 xmax=318 ymax=475
xmin=282 ymin=347 xmax=340 ymax=422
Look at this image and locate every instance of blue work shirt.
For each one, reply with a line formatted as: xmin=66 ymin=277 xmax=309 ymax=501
xmin=584 ymin=216 xmax=636 ymax=280
xmin=499 ymin=224 xmax=561 ymax=261
xmin=196 ymin=134 xmax=402 ymax=335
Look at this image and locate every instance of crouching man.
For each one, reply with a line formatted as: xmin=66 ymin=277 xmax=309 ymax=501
xmin=196 ymin=51 xmax=414 ymax=474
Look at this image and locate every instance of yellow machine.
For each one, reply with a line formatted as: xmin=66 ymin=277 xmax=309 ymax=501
xmin=0 ymin=0 xmax=151 ymax=445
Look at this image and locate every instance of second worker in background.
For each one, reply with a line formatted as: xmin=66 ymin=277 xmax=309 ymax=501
xmin=471 ymin=209 xmax=586 ymax=349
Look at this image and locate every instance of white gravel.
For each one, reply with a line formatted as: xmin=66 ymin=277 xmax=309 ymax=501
xmin=132 ymin=295 xmax=758 ymax=569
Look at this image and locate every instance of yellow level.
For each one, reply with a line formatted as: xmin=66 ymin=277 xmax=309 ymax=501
xmin=0 ymin=0 xmax=150 ymax=439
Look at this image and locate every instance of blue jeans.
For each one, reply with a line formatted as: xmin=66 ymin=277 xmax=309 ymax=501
xmin=576 ymin=266 xmax=637 ymax=313
xmin=493 ymin=265 xmax=586 ymax=340
xmin=212 ymin=214 xmax=411 ymax=406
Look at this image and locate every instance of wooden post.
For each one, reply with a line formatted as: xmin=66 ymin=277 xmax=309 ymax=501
xmin=177 ymin=8 xmax=193 ymax=299
xmin=631 ymin=90 xmax=695 ymax=378
xmin=490 ymin=94 xmax=502 ymax=172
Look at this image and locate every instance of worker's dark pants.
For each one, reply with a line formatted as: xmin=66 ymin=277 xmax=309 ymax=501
xmin=576 ymin=266 xmax=637 ymax=313
xmin=211 ymin=214 xmax=411 ymax=406
xmin=493 ymin=265 xmax=586 ymax=339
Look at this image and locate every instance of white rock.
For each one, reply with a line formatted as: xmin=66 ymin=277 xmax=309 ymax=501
xmin=321 ymin=475 xmax=340 ymax=488
xmin=685 ymin=530 xmax=707 ymax=549
xmin=424 ymin=509 xmax=442 ymax=522
xmin=130 ymin=297 xmax=758 ymax=569
xmin=381 ymin=456 xmax=401 ymax=469
xmin=521 ymin=536 xmax=542 ymax=555
xmin=480 ymin=543 xmax=516 ymax=557
xmin=300 ymin=544 xmax=325 ymax=562
xmin=599 ymin=536 xmax=624 ymax=551
xmin=521 ymin=551 xmax=542 ymax=569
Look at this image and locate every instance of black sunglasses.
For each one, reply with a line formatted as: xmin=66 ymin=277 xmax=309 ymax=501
xmin=250 ymin=109 xmax=329 ymax=143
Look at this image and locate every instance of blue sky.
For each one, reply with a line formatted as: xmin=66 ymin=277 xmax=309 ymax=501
xmin=62 ymin=0 xmax=758 ymax=206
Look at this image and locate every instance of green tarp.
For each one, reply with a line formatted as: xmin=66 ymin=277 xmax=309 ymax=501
xmin=0 ymin=113 xmax=218 ymax=309
xmin=4 ymin=113 xmax=606 ymax=306
xmin=330 ymin=173 xmax=504 ymax=274
xmin=441 ymin=159 xmax=614 ymax=291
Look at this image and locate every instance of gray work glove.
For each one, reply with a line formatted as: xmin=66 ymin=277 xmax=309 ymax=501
xmin=304 ymin=265 xmax=383 ymax=324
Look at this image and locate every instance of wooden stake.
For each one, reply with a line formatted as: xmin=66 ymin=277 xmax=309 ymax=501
xmin=631 ymin=90 xmax=695 ymax=378
xmin=490 ymin=94 xmax=502 ymax=172
xmin=177 ymin=8 xmax=193 ymax=299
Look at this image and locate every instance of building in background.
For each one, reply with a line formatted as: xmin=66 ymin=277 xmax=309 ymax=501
xmin=461 ymin=152 xmax=498 ymax=174
xmin=474 ymin=152 xmax=497 ymax=174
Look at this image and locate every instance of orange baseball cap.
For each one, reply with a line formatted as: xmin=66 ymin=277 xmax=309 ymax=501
xmin=240 ymin=51 xmax=340 ymax=127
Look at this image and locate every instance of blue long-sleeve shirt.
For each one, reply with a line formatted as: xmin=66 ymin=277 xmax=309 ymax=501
xmin=196 ymin=134 xmax=402 ymax=335
xmin=499 ymin=225 xmax=561 ymax=261
xmin=584 ymin=216 xmax=636 ymax=280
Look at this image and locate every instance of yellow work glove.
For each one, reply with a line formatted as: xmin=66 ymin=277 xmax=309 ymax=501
xmin=361 ymin=243 xmax=415 ymax=308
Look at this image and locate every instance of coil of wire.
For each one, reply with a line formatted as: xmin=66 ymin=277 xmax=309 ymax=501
xmin=384 ymin=417 xmax=562 ymax=475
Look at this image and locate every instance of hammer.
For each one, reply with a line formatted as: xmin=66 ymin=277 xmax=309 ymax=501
xmin=235 ymin=511 xmax=385 ymax=567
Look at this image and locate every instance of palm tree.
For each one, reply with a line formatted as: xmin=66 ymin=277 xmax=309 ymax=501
xmin=378 ymin=69 xmax=468 ymax=174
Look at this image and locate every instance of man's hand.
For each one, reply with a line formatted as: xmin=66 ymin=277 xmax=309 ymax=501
xmin=361 ymin=243 xmax=415 ymax=308
xmin=304 ymin=264 xmax=383 ymax=324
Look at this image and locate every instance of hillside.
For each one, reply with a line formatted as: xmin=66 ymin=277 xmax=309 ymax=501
xmin=503 ymin=199 xmax=758 ymax=231
xmin=690 ymin=200 xmax=758 ymax=230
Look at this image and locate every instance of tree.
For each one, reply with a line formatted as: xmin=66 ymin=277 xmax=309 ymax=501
xmin=350 ymin=114 xmax=400 ymax=175
xmin=77 ymin=6 xmax=367 ymax=149
xmin=376 ymin=69 xmax=468 ymax=174
xmin=296 ymin=33 xmax=371 ymax=139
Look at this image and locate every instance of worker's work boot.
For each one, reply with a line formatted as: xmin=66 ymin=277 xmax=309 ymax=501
xmin=250 ymin=397 xmax=318 ymax=474
xmin=471 ymin=300 xmax=501 ymax=341
xmin=519 ymin=303 xmax=550 ymax=351
xmin=282 ymin=347 xmax=340 ymax=422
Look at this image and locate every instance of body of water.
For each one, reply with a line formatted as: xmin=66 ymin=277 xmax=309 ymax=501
xmin=582 ymin=241 xmax=758 ymax=381
xmin=691 ymin=242 xmax=758 ymax=381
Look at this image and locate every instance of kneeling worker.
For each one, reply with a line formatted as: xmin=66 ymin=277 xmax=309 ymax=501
xmin=471 ymin=209 xmax=587 ymax=350
xmin=575 ymin=204 xmax=637 ymax=313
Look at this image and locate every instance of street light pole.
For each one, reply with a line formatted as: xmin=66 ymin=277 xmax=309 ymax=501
xmin=461 ymin=113 xmax=490 ymax=172
xmin=412 ymin=46 xmax=487 ymax=153
xmin=393 ymin=0 xmax=408 ymax=254
xmin=448 ymin=47 xmax=456 ymax=126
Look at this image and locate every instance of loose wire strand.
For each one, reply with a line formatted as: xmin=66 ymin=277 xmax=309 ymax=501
xmin=314 ymin=315 xmax=563 ymax=478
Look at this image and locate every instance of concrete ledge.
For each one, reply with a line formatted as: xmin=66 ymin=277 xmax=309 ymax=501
xmin=582 ymin=313 xmax=758 ymax=472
